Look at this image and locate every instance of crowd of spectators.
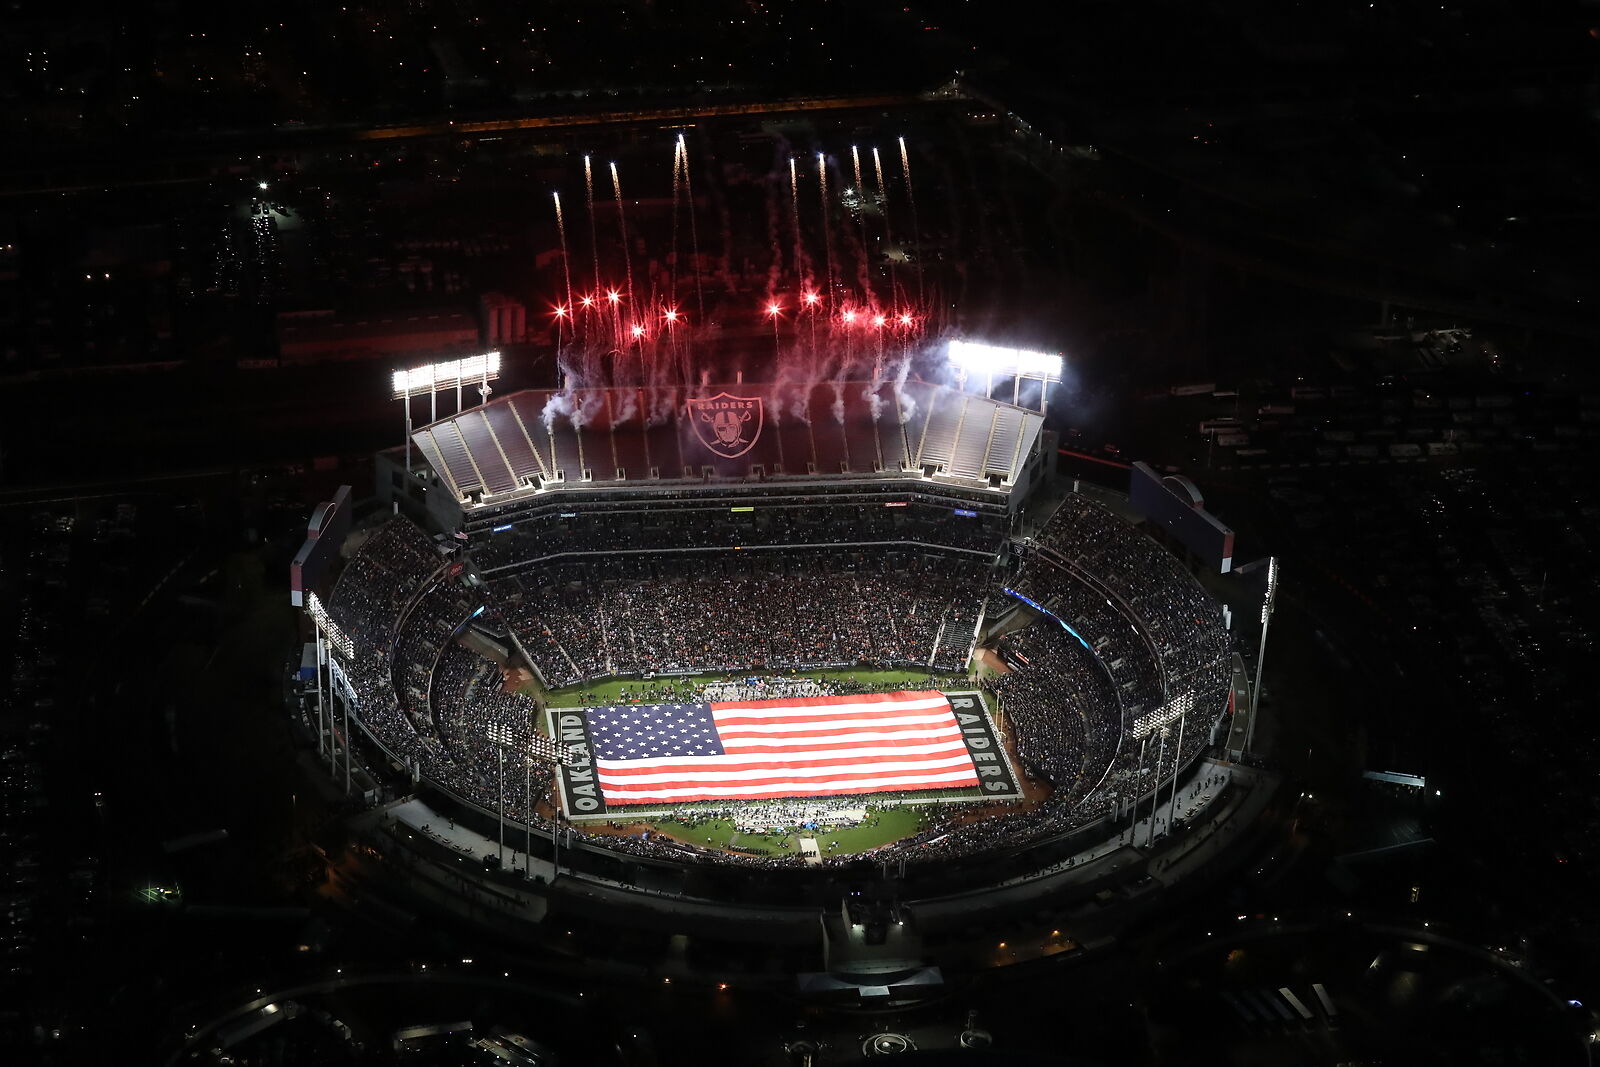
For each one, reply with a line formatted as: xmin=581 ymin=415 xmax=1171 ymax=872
xmin=392 ymin=580 xmax=475 ymax=722
xmin=1021 ymin=494 xmax=1231 ymax=682
xmin=323 ymin=499 xmax=1230 ymax=872
xmin=426 ymin=640 xmax=553 ymax=822
xmin=468 ymin=499 xmax=1003 ymax=573
xmin=492 ymin=550 xmax=987 ymax=683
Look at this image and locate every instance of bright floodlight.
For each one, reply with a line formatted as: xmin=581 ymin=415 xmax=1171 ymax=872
xmin=305 ymin=592 xmax=355 ymax=659
xmin=392 ymin=351 xmax=501 ymax=398
xmin=258 ymin=181 xmax=269 ymax=190
xmin=948 ymin=339 xmax=1063 ymax=382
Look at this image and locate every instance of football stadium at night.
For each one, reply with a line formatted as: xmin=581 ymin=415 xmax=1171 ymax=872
xmin=17 ymin=6 xmax=1600 ymax=1062
xmin=285 ymin=317 xmax=1263 ymax=986
xmin=266 ymin=129 xmax=1289 ymax=1004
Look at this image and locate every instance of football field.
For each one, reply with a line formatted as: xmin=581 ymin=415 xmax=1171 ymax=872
xmin=535 ymin=665 xmax=970 ymax=710
xmin=551 ymin=688 xmax=1021 ymax=821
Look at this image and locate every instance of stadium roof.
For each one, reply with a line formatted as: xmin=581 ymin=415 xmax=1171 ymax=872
xmin=411 ymin=380 xmax=1044 ymax=505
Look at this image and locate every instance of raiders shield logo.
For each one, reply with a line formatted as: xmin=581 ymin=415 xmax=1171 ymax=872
xmin=686 ymin=393 xmax=764 ymax=459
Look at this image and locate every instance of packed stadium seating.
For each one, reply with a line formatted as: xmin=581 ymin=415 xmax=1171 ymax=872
xmin=488 ymin=550 xmax=986 ymax=684
xmin=322 ymin=490 xmax=1231 ymax=870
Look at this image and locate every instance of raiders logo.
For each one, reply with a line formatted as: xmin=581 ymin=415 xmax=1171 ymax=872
xmin=686 ymin=393 xmax=764 ymax=459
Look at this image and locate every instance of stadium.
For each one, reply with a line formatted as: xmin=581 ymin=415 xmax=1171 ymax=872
xmin=289 ymin=335 xmax=1254 ymax=979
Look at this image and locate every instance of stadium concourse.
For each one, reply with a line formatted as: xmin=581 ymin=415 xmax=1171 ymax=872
xmin=320 ymin=491 xmax=1232 ymax=873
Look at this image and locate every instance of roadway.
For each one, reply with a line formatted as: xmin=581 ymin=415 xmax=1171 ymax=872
xmin=0 ymin=90 xmax=945 ymax=199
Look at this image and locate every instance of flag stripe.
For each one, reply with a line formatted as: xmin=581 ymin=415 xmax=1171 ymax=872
xmin=585 ymin=690 xmax=982 ymax=807
xmin=713 ymin=712 xmax=959 ymax=732
xmin=599 ymin=769 xmax=983 ymax=801
xmin=595 ymin=739 xmax=970 ymax=772
xmin=709 ymin=694 xmax=952 ymax=716
xmin=597 ymin=752 xmax=977 ymax=783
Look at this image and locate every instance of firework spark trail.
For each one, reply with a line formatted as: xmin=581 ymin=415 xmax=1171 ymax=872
xmin=899 ymin=136 xmax=924 ymax=302
xmin=680 ymin=132 xmax=705 ymax=322
xmin=835 ymin=179 xmax=875 ymax=304
xmin=816 ymin=152 xmax=834 ymax=308
xmin=669 ymin=137 xmax=683 ymax=307
xmin=847 ymin=144 xmax=874 ymax=304
xmin=553 ymin=191 xmax=573 ymax=315
xmin=610 ymin=162 xmax=636 ymax=319
xmin=788 ymin=156 xmax=803 ymax=283
xmin=872 ymin=146 xmax=898 ymax=306
xmin=583 ymin=155 xmax=600 ymax=299
xmin=764 ymin=166 xmax=785 ymax=301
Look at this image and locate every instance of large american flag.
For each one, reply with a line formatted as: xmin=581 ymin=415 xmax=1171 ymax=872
xmin=585 ymin=690 xmax=980 ymax=805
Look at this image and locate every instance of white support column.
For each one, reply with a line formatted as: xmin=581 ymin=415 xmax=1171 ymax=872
xmin=1147 ymin=727 xmax=1168 ymax=848
xmin=1246 ymin=557 xmax=1279 ymax=755
xmin=314 ymin=630 xmax=327 ymax=763
xmin=1166 ymin=709 xmax=1187 ymax=832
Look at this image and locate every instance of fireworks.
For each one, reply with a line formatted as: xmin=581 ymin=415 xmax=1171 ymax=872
xmin=540 ymin=134 xmax=950 ymax=435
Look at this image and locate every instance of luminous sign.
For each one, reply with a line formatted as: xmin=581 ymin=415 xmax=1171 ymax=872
xmin=953 ymin=508 xmax=978 ymax=517
xmin=492 ymin=524 xmax=514 ymax=533
xmin=1002 ymin=588 xmax=1089 ymax=650
xmin=686 ymin=393 xmax=764 ymax=459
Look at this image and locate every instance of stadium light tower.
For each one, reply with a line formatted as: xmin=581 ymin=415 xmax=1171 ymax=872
xmin=1148 ymin=725 xmax=1169 ymax=848
xmin=1246 ymin=557 xmax=1279 ymax=754
xmin=486 ymin=721 xmax=516 ymax=868
xmin=305 ymin=593 xmax=355 ymax=790
xmin=946 ymin=340 xmax=1064 ymax=413
xmin=391 ymin=352 xmax=502 ymax=473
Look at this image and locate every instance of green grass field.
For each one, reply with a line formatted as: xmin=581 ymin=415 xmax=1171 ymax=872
xmin=536 ymin=666 xmax=971 ymax=709
xmin=649 ymin=803 xmax=931 ymax=857
xmin=535 ymin=666 xmax=986 ymax=854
